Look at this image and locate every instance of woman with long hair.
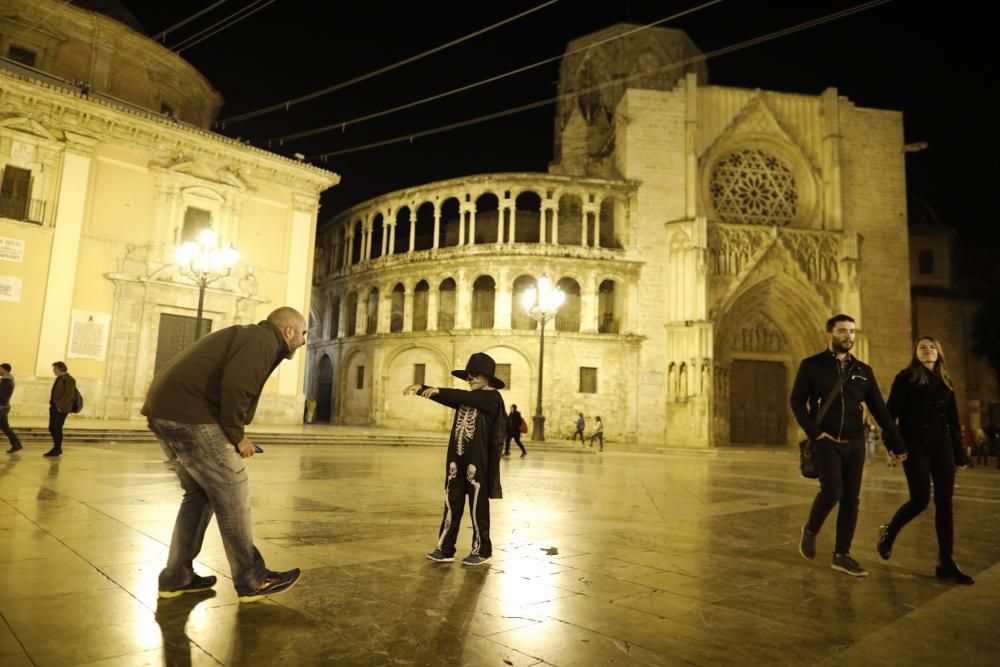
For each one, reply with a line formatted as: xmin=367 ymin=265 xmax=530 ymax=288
xmin=876 ymin=337 xmax=973 ymax=584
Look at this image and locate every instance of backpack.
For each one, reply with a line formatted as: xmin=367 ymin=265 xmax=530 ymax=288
xmin=71 ymin=388 xmax=84 ymax=414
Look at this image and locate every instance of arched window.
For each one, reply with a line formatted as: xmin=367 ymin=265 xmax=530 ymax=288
xmin=514 ymin=191 xmax=541 ymax=243
xmin=394 ymin=207 xmax=411 ymax=255
xmin=351 ymin=220 xmax=363 ymax=264
xmin=474 ymin=193 xmax=499 ymax=245
xmin=599 ymin=197 xmax=622 ymax=248
xmin=472 ymin=275 xmax=495 ymax=329
xmin=438 ymin=278 xmax=456 ymax=329
xmin=511 ymin=275 xmax=537 ymax=330
xmin=366 ymin=288 xmax=379 ymax=334
xmin=598 ymin=280 xmax=619 ymax=333
xmin=557 ymin=193 xmax=583 ymax=245
xmin=370 ymin=214 xmax=385 ymax=259
xmin=555 ymin=277 xmax=580 ymax=332
xmin=412 ymin=280 xmax=429 ymax=331
xmin=439 ymin=198 xmax=460 ymax=248
xmin=345 ymin=291 xmax=358 ymax=335
xmin=415 ymin=203 xmax=435 ymax=251
xmin=390 ymin=283 xmax=405 ymax=332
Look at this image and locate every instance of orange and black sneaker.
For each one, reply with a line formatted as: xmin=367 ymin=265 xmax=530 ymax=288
xmin=238 ymin=569 xmax=301 ymax=603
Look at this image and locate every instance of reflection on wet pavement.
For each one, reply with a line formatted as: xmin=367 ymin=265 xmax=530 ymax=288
xmin=1 ymin=444 xmax=997 ymax=665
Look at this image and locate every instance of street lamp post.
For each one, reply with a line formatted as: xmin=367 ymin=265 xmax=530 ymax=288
xmin=521 ymin=275 xmax=565 ymax=441
xmin=175 ymin=229 xmax=239 ymax=339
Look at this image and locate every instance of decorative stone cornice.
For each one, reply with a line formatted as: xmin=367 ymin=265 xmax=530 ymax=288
xmin=0 ymin=68 xmax=339 ymax=194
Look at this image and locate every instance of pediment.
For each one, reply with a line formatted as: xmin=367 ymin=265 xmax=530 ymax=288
xmin=0 ymin=116 xmax=59 ymax=142
xmin=153 ymin=157 xmax=248 ymax=191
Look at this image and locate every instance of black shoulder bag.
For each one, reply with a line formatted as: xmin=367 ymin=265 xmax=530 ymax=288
xmin=799 ymin=364 xmax=854 ymax=479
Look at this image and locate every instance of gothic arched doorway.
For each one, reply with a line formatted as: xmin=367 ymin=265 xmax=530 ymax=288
xmin=316 ymin=354 xmax=333 ymax=423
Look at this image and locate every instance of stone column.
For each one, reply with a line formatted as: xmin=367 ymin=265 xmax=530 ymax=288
xmin=35 ymin=133 xmax=95 ymax=375
xmin=403 ymin=288 xmax=414 ymax=332
xmin=580 ymin=271 xmax=598 ymax=333
xmin=505 ymin=206 xmax=516 ymax=243
xmin=427 ymin=287 xmax=439 ymax=331
xmin=550 ymin=206 xmax=559 ymax=245
xmin=378 ymin=288 xmax=392 ymax=333
xmin=408 ymin=208 xmax=416 ymax=253
xmin=468 ymin=205 xmax=477 ymax=245
xmin=495 ymin=268 xmax=512 ymax=329
xmin=433 ymin=208 xmax=441 ymax=249
xmin=455 ymin=269 xmax=471 ymax=329
xmin=388 ymin=210 xmax=397 ymax=255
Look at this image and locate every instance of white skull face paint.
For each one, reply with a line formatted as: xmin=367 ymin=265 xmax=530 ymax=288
xmin=466 ymin=463 xmax=477 ymax=482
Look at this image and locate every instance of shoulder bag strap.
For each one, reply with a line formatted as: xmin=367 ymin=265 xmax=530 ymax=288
xmin=814 ymin=362 xmax=855 ymax=428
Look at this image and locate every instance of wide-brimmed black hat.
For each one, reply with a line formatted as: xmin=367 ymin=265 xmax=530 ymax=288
xmin=451 ymin=352 xmax=505 ymax=389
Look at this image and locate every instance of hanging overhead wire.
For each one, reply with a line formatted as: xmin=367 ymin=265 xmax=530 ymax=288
xmin=173 ymin=0 xmax=278 ymax=54
xmin=106 ymin=0 xmax=279 ymax=86
xmin=150 ymin=0 xmax=229 ymax=43
xmin=263 ymin=0 xmax=725 ymax=146
xmin=216 ymin=0 xmax=562 ymax=126
xmin=305 ymin=0 xmax=894 ymax=162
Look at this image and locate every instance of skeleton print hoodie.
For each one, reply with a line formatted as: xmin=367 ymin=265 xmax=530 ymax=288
xmin=424 ymin=385 xmax=505 ymax=499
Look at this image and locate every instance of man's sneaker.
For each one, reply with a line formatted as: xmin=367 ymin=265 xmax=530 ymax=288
xmin=6 ymin=444 xmax=22 ymax=453
xmin=426 ymin=549 xmax=455 ymax=562
xmin=799 ymin=525 xmax=817 ymax=560
xmin=238 ymin=569 xmax=301 ymax=603
xmin=831 ymin=553 xmax=868 ymax=577
xmin=461 ymin=554 xmax=491 ymax=567
xmin=158 ymin=574 xmax=218 ymax=599
xmin=876 ymin=524 xmax=893 ymax=560
xmin=42 ymin=449 xmax=62 ymax=457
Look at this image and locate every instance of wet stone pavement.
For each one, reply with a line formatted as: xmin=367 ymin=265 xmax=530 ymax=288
xmin=1 ymin=443 xmax=998 ymax=666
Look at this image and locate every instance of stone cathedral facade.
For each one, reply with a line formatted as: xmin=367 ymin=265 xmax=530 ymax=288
xmin=308 ymin=25 xmax=912 ymax=448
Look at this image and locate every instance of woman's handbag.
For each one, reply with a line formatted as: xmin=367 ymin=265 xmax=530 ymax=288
xmin=799 ymin=365 xmax=855 ymax=479
xmin=520 ymin=417 xmax=528 ymax=434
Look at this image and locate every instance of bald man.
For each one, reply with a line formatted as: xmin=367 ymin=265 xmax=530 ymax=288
xmin=142 ymin=307 xmax=307 ymax=602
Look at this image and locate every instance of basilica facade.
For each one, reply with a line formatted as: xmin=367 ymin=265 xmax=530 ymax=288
xmin=0 ymin=0 xmax=338 ymax=423
xmin=308 ymin=25 xmax=913 ymax=447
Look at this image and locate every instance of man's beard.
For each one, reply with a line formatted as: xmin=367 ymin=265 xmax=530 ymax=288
xmin=831 ymin=339 xmax=854 ymax=354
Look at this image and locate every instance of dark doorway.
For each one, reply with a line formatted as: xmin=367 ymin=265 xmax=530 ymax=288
xmin=316 ymin=354 xmax=333 ymax=423
xmin=154 ymin=313 xmax=212 ymax=373
xmin=729 ymin=360 xmax=787 ymax=445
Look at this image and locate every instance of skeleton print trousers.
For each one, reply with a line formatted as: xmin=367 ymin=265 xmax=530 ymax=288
xmin=436 ymin=457 xmax=492 ymax=558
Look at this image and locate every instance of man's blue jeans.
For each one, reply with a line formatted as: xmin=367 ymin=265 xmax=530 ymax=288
xmin=148 ymin=418 xmax=267 ymax=595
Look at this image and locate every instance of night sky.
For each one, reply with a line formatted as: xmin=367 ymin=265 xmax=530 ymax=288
xmin=117 ymin=1 xmax=992 ymax=244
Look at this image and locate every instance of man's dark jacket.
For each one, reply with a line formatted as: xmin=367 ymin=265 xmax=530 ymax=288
xmin=141 ymin=321 xmax=289 ymax=445
xmin=0 ymin=375 xmax=14 ymax=415
xmin=790 ymin=350 xmax=905 ymax=454
xmin=50 ymin=374 xmax=77 ymax=413
xmin=886 ymin=369 xmax=967 ymax=464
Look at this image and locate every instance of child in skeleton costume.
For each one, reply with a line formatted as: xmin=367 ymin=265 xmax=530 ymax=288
xmin=404 ymin=352 xmax=505 ymax=566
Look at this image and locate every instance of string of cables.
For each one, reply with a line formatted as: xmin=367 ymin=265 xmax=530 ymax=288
xmin=304 ymin=0 xmax=894 ymax=162
xmin=216 ymin=0 xmax=562 ymax=126
xmin=107 ymin=0 xmax=279 ymax=85
xmin=261 ymin=0 xmax=725 ymax=146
